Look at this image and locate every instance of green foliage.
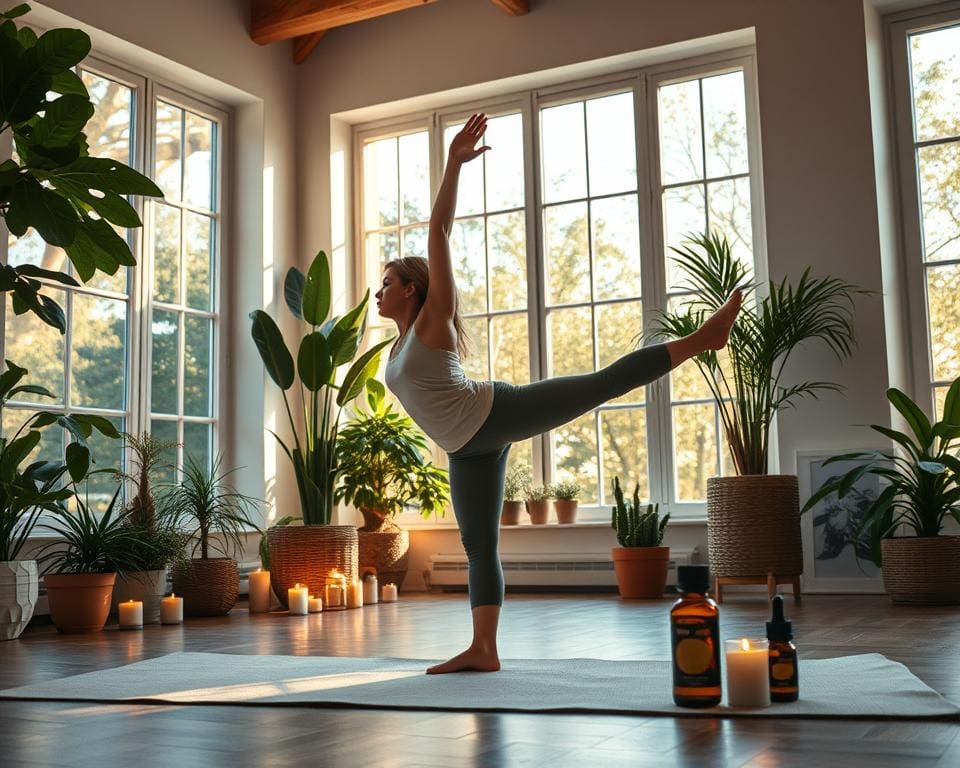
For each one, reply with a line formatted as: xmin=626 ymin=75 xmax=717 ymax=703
xmin=652 ymin=233 xmax=863 ymax=475
xmin=0 ymin=359 xmax=120 ymax=560
xmin=164 ymin=452 xmax=262 ymax=561
xmin=801 ymin=377 xmax=960 ymax=567
xmin=525 ymin=485 xmax=553 ymax=502
xmin=503 ymin=464 xmax=532 ymax=502
xmin=116 ymin=431 xmax=178 ymax=529
xmin=0 ymin=4 xmax=163 ymax=333
xmin=335 ymin=380 xmax=449 ymax=530
xmin=611 ymin=476 xmax=669 ymax=547
xmin=550 ymin=480 xmax=582 ymax=501
xmin=250 ymin=250 xmax=393 ymax=525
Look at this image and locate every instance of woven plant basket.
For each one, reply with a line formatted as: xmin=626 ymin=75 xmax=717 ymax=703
xmin=172 ymin=558 xmax=238 ymax=617
xmin=881 ymin=536 xmax=960 ymax=605
xmin=706 ymin=475 xmax=803 ymax=578
xmin=358 ymin=529 xmax=410 ymax=591
xmin=268 ymin=525 xmax=358 ymax=607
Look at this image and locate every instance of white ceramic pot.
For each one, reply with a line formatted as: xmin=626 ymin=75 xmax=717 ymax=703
xmin=0 ymin=560 xmax=39 ymax=640
xmin=111 ymin=569 xmax=169 ymax=624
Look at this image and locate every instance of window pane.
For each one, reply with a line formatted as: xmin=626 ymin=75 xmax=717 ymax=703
xmin=553 ymin=411 xmax=598 ymax=505
xmin=707 ymin=177 xmax=752 ymax=266
xmin=153 ymin=203 xmax=180 ymax=303
xmin=488 ymin=210 xmax=527 ymax=311
xmin=4 ymin=288 xmax=65 ymax=404
xmin=149 ymin=419 xmax=179 ymax=485
xmin=541 ymin=102 xmax=587 ymax=204
xmin=663 ymin=185 xmax=706 ymax=292
xmin=596 ymin=301 xmax=644 ymax=405
xmin=366 ymin=231 xmax=400 ymax=296
xmin=185 ymin=212 xmax=213 ymax=311
xmin=450 ymin=217 xmax=486 ymax=314
xmin=184 ymin=421 xmax=211 ymax=473
xmin=151 ymin=309 xmax=179 ymax=414
xmin=184 ymin=111 xmax=214 ymax=210
xmin=549 ymin=306 xmax=592 ymax=377
xmin=81 ymin=415 xmax=124 ymax=512
xmin=363 ymin=137 xmax=399 ymax=228
xmin=399 ymin=131 xmax=430 ymax=225
xmin=461 ymin=316 xmax=488 ymax=382
xmin=155 ymin=101 xmax=182 ymax=201
xmin=702 ymin=71 xmax=749 ymax=178
xmin=184 ymin=315 xmax=212 ymax=417
xmin=917 ymin=142 xmax=960 ymax=263
xmin=402 ymin=226 xmax=428 ymax=260
xmin=7 ymin=227 xmax=67 ymax=272
xmin=673 ymin=402 xmax=717 ymax=502
xmin=82 ymin=72 xmax=132 ymax=165
xmin=506 ymin=440 xmax=533 ymax=485
xmin=484 ymin=113 xmax=524 ymax=211
xmin=586 ymin=92 xmax=637 ymax=197
xmin=600 ymin=408 xmax=648 ymax=504
xmin=444 ymin=124 xmax=484 ymax=216
xmin=3 ymin=408 xmax=63 ymax=467
xmin=659 ymin=80 xmax=703 ymax=184
xmin=490 ymin=312 xmax=529 ymax=384
xmin=592 ymin=195 xmax=641 ymax=300
xmin=927 ymin=263 xmax=960 ymax=381
xmin=544 ymin=201 xmax=589 ymax=305
xmin=910 ymin=25 xmax=960 ymax=143
xmin=71 ymin=293 xmax=126 ymax=410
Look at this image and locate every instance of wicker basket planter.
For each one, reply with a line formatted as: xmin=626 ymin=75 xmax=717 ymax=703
xmin=706 ymin=475 xmax=803 ymax=579
xmin=172 ymin=559 xmax=238 ymax=617
xmin=0 ymin=560 xmax=38 ymax=640
xmin=268 ymin=525 xmax=358 ymax=607
xmin=881 ymin=536 xmax=960 ymax=605
xmin=358 ymin=529 xmax=410 ymax=591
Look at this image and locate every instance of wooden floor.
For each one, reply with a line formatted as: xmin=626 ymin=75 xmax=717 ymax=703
xmin=1 ymin=592 xmax=959 ymax=768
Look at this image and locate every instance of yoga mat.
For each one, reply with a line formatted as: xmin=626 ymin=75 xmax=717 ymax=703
xmin=1 ymin=652 xmax=957 ymax=719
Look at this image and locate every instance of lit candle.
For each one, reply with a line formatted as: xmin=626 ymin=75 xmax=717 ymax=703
xmin=362 ymin=572 xmax=378 ymax=604
xmin=160 ymin=594 xmax=183 ymax=625
xmin=308 ymin=595 xmax=323 ymax=613
xmin=118 ymin=600 xmax=143 ymax=629
xmin=381 ymin=583 xmax=398 ymax=602
xmin=249 ymin=568 xmax=272 ymax=613
xmin=324 ymin=570 xmax=347 ymax=610
xmin=725 ymin=638 xmax=770 ymax=707
xmin=287 ymin=583 xmax=309 ymax=615
xmin=346 ymin=580 xmax=364 ymax=609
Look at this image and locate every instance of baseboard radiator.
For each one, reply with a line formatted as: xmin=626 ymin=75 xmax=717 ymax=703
xmin=425 ymin=548 xmax=698 ymax=592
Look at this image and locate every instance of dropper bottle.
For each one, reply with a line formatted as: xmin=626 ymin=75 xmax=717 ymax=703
xmin=766 ymin=594 xmax=799 ymax=702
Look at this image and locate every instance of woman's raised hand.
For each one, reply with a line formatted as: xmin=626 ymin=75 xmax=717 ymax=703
xmin=447 ymin=113 xmax=490 ymax=165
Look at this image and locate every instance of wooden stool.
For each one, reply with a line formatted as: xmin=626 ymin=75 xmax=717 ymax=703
xmin=713 ymin=573 xmax=801 ymax=604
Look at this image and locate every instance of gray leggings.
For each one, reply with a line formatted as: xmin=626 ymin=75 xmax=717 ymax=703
xmin=446 ymin=343 xmax=672 ymax=608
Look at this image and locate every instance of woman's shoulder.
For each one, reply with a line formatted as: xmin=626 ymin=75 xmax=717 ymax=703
xmin=413 ymin=312 xmax=458 ymax=354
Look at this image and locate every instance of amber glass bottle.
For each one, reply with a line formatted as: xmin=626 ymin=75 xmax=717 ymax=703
xmin=766 ymin=595 xmax=799 ymax=702
xmin=670 ymin=565 xmax=722 ymax=707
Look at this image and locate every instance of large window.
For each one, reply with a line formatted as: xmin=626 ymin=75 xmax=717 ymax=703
xmin=356 ymin=52 xmax=763 ymax=518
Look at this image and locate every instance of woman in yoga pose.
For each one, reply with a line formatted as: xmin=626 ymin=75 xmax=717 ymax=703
xmin=377 ymin=113 xmax=742 ymax=674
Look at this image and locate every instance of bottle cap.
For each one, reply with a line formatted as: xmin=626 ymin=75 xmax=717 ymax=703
xmin=766 ymin=594 xmax=793 ymax=641
xmin=677 ymin=564 xmax=710 ymax=594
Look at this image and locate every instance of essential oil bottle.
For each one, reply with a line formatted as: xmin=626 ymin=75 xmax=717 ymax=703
xmin=766 ymin=594 xmax=799 ymax=702
xmin=670 ymin=564 xmax=722 ymax=707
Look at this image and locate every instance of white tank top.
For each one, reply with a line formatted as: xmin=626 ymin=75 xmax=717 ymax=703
xmin=384 ymin=326 xmax=494 ymax=453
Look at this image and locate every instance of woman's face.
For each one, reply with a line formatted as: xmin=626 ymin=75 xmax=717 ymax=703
xmin=374 ymin=266 xmax=413 ymax=320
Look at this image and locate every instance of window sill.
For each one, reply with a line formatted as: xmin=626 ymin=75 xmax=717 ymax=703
xmin=401 ymin=517 xmax=707 ymax=531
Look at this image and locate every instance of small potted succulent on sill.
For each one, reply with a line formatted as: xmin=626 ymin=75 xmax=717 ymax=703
xmin=610 ymin=476 xmax=670 ymax=599
xmin=502 ymin=464 xmax=532 ymax=526
xmin=525 ymin=484 xmax=553 ymax=525
xmin=551 ymin=480 xmax=582 ymax=524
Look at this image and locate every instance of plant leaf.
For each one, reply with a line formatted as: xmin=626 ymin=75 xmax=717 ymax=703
xmin=249 ymin=309 xmax=294 ymax=390
xmin=301 ymin=250 xmax=331 ymax=326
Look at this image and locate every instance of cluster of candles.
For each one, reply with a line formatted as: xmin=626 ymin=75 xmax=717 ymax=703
xmin=118 ymin=594 xmax=183 ymax=629
xmin=248 ymin=568 xmax=398 ymax=616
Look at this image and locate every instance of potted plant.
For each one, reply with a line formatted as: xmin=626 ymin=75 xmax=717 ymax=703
xmin=525 ymin=485 xmax=553 ymax=525
xmin=335 ymin=380 xmax=449 ymax=591
xmin=802 ymin=378 xmax=960 ymax=604
xmin=166 ymin=453 xmax=262 ymax=617
xmin=109 ymin=432 xmax=188 ymax=623
xmin=502 ymin=464 xmax=531 ymax=526
xmin=36 ymin=483 xmax=144 ymax=633
xmin=652 ymin=233 xmax=861 ymax=583
xmin=250 ymin=249 xmax=392 ymax=604
xmin=551 ymin=480 xmax=581 ymax=524
xmin=610 ymin=477 xmax=670 ymax=599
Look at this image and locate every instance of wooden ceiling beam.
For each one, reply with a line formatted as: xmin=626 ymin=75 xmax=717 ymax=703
xmin=490 ymin=0 xmax=529 ymax=15
xmin=252 ymin=0 xmax=439 ymax=45
xmin=292 ymin=31 xmax=326 ymax=63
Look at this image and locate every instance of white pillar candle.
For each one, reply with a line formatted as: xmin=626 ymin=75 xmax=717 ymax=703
xmin=725 ymin=638 xmax=771 ymax=707
xmin=362 ymin=574 xmax=378 ymax=604
xmin=160 ymin=594 xmax=183 ymax=625
xmin=249 ymin=569 xmax=272 ymax=613
xmin=381 ymin=583 xmax=398 ymax=603
xmin=346 ymin=580 xmax=363 ymax=609
xmin=118 ymin=600 xmax=143 ymax=629
xmin=308 ymin=595 xmax=323 ymax=613
xmin=287 ymin=583 xmax=309 ymax=615
xmin=324 ymin=570 xmax=347 ymax=610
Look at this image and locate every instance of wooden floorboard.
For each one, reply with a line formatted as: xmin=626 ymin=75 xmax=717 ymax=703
xmin=1 ymin=593 xmax=958 ymax=767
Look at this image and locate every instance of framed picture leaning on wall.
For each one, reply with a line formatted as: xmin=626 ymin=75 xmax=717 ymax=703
xmin=797 ymin=450 xmax=887 ymax=594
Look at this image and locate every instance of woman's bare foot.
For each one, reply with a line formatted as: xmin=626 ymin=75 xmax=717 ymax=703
xmin=697 ymin=288 xmax=743 ymax=351
xmin=425 ymin=645 xmax=501 ymax=674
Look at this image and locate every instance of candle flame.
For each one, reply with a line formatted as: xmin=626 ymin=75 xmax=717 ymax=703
xmin=741 ymin=638 xmax=750 ymax=651
xmin=171 ymin=593 xmax=175 ymax=599
xmin=329 ymin=569 xmax=342 ymax=577
xmin=294 ymin=582 xmax=301 ymax=589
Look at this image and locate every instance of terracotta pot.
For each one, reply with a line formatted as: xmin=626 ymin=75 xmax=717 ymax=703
xmin=611 ymin=546 xmax=670 ymax=599
xmin=1 ymin=560 xmax=38 ymax=640
xmin=358 ymin=528 xmax=410 ymax=591
xmin=501 ymin=501 xmax=524 ymax=526
xmin=881 ymin=536 xmax=960 ymax=605
xmin=527 ymin=499 xmax=551 ymax=525
xmin=111 ymin=569 xmax=168 ymax=624
xmin=267 ymin=525 xmax=358 ymax=607
xmin=554 ymin=499 xmax=579 ymax=524
xmin=44 ymin=572 xmax=116 ymax=634
xmin=172 ymin=559 xmax=238 ymax=617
